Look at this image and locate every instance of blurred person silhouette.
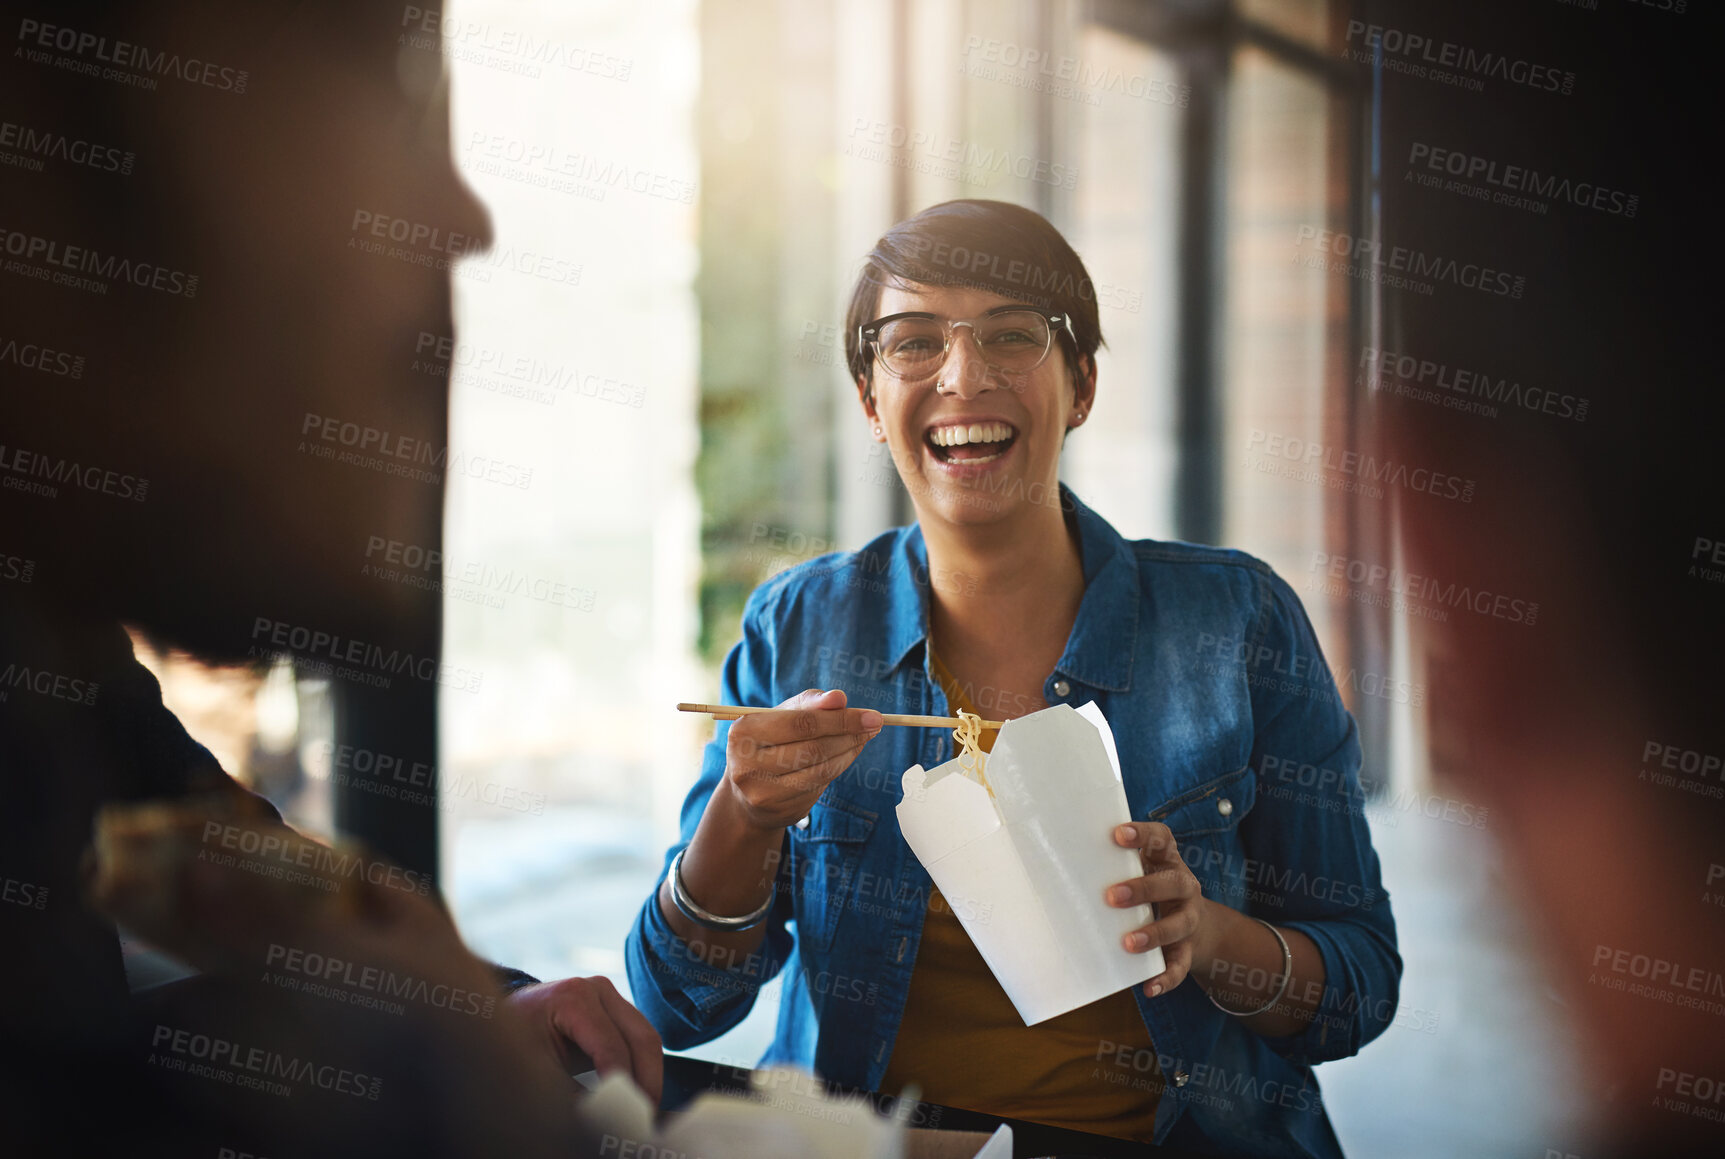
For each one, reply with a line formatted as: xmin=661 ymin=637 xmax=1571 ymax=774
xmin=1378 ymin=341 xmax=1723 ymax=1157
xmin=0 ymin=1 xmax=655 ymax=1154
xmin=1364 ymin=3 xmax=1724 ymax=1151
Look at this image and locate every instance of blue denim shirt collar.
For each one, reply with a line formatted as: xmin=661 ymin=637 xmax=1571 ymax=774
xmin=880 ymin=484 xmax=1138 ymax=693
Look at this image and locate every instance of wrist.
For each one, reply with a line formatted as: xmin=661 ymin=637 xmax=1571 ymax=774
xmin=713 ymin=774 xmax=789 ymax=838
xmin=1187 ymin=897 xmax=1227 ymax=983
xmin=669 ymin=846 xmax=777 ymax=931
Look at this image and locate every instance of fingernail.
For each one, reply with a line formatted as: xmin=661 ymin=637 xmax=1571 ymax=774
xmin=1118 ymin=824 xmax=1136 ymax=841
xmin=1107 ymin=885 xmax=1130 ymax=905
xmin=860 ymin=711 xmax=883 ymax=731
xmin=1125 ymin=931 xmax=1149 ymax=951
xmin=1149 ymin=982 xmax=1163 ymax=998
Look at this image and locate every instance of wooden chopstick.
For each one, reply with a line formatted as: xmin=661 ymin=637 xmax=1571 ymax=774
xmin=677 ymin=702 xmax=1004 ymax=731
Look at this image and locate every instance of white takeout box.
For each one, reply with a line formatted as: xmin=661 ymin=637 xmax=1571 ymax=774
xmin=896 ymin=702 xmax=1164 ymax=1026
xmin=576 ymin=1068 xmax=1013 ymax=1159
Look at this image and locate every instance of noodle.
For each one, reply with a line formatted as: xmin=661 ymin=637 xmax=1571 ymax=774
xmin=952 ymin=708 xmax=992 ymax=795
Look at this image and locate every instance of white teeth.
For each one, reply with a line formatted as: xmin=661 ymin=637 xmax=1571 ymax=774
xmin=928 ymin=422 xmax=1013 ymax=447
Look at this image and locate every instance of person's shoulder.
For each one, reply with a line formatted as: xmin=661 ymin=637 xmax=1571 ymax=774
xmin=1131 ymin=538 xmax=1283 ymax=603
xmin=742 ymin=526 xmax=910 ymax=622
xmin=1125 ymin=537 xmax=1313 ymax=625
xmin=1129 ymin=537 xmax=1277 ymax=581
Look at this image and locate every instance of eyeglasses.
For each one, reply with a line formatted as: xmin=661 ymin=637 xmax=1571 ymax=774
xmin=859 ymin=307 xmax=1074 ymax=381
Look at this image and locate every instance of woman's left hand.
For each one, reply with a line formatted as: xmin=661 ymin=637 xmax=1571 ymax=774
xmin=1106 ymin=821 xmax=1208 ymax=997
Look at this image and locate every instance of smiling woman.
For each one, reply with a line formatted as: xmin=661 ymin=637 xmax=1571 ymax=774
xmin=626 ymin=201 xmax=1400 ymax=1157
xmin=844 ymin=200 xmax=1103 ymax=532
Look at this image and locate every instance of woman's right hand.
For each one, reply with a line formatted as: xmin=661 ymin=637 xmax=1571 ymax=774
xmin=720 ymin=688 xmax=882 ymax=831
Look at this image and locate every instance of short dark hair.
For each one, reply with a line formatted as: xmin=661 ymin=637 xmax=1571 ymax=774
xmin=843 ymin=199 xmax=1105 ymax=387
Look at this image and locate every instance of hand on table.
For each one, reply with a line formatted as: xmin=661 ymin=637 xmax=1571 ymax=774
xmin=1106 ymin=821 xmax=1209 ymax=998
xmin=507 ymin=975 xmax=664 ymax=1104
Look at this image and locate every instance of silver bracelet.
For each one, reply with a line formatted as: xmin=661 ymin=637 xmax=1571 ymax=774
xmin=1206 ymin=918 xmax=1293 ymax=1018
xmin=667 ymin=847 xmax=776 ymax=932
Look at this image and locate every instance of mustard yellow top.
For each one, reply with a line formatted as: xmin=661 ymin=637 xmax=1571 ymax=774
xmin=880 ymin=649 xmax=1162 ymax=1142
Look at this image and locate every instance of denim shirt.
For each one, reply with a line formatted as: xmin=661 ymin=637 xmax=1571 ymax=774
xmin=627 ymin=488 xmax=1400 ymax=1158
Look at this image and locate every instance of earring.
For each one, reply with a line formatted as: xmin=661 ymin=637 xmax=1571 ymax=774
xmin=872 ymin=423 xmax=883 ymax=437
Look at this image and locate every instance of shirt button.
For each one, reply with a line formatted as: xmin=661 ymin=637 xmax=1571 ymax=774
xmin=1217 ymin=798 xmax=1233 ymax=817
xmin=1052 ymin=679 xmax=1071 ymax=697
xmin=795 ymin=815 xmax=810 ymax=830
xmin=1174 ymin=1070 xmax=1190 ymax=1087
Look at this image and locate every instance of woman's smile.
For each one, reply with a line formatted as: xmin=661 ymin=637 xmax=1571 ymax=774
xmin=923 ymin=417 xmax=1021 ymax=471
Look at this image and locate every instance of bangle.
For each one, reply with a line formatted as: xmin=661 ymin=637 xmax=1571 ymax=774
xmin=667 ymin=847 xmax=776 ymax=932
xmin=1206 ymin=918 xmax=1293 ymax=1018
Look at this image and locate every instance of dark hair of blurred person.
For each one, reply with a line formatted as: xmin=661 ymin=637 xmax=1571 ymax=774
xmin=2 ymin=0 xmax=475 ymax=657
